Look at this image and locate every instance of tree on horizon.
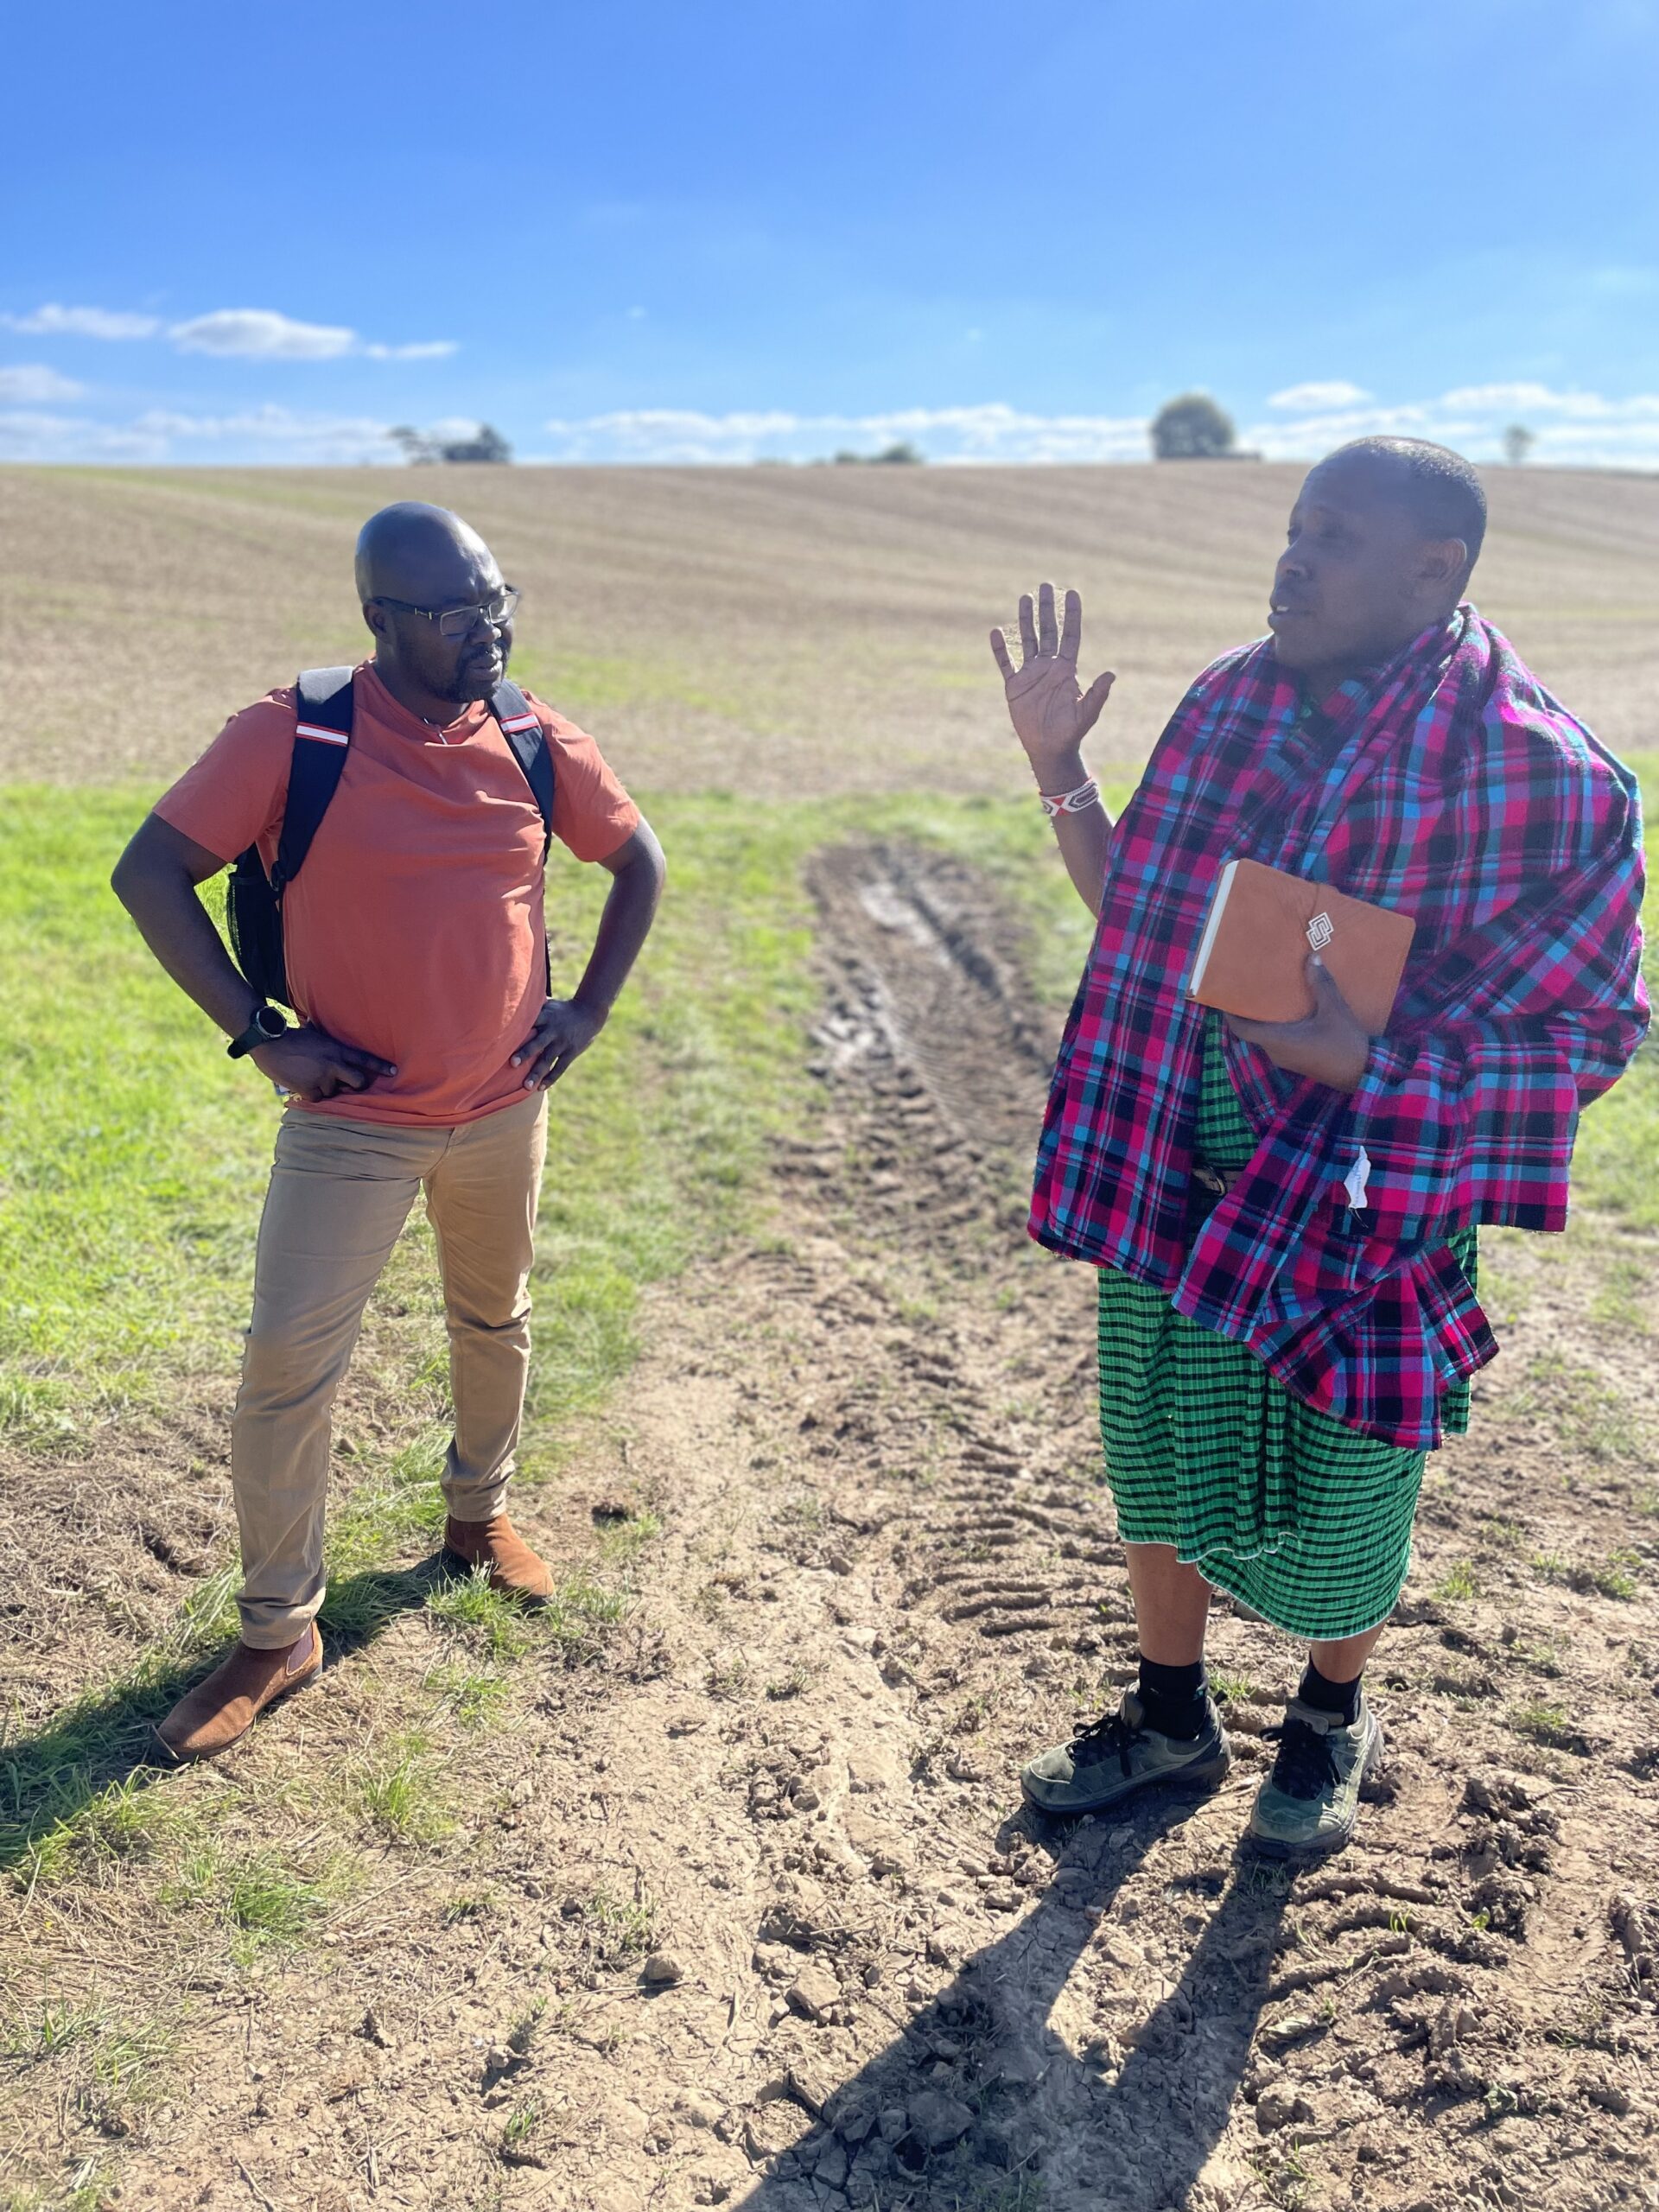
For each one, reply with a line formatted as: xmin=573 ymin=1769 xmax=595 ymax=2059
xmin=389 ymin=423 xmax=514 ymax=465
xmin=831 ymin=441 xmax=925 ymax=465
xmin=1503 ymin=423 xmax=1537 ymax=467
xmin=1150 ymin=393 xmax=1236 ymax=461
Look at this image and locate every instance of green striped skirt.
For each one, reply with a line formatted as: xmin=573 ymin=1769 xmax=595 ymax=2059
xmin=1096 ymin=1027 xmax=1476 ymax=1642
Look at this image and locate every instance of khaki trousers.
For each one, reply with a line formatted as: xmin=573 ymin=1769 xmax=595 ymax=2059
xmin=232 ymin=1089 xmax=548 ymax=1647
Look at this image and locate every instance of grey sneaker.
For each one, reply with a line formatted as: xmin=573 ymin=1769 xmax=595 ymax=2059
xmin=1248 ymin=1695 xmax=1384 ymax=1862
xmin=1020 ymin=1689 xmax=1231 ymax=1817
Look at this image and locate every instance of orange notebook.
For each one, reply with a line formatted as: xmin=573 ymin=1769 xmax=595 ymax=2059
xmin=1187 ymin=858 xmax=1415 ymax=1033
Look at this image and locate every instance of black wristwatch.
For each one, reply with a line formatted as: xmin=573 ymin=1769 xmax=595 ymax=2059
xmin=227 ymin=1004 xmax=289 ymax=1059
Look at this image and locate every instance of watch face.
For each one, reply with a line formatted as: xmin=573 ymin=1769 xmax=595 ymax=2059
xmin=256 ymin=1006 xmax=286 ymax=1039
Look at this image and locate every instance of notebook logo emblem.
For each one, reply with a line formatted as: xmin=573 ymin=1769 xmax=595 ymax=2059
xmin=1306 ymin=912 xmax=1335 ymax=951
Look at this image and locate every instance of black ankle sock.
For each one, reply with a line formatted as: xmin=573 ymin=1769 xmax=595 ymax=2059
xmin=1136 ymin=1655 xmax=1209 ymax=1739
xmin=1298 ymin=1660 xmax=1362 ymax=1726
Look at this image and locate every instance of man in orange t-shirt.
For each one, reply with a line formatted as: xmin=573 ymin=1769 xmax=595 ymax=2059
xmin=112 ymin=501 xmax=664 ymax=1763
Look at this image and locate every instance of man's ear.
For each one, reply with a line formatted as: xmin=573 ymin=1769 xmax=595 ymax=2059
xmin=1417 ymin=536 xmax=1468 ymax=599
xmin=361 ymin=598 xmax=390 ymax=642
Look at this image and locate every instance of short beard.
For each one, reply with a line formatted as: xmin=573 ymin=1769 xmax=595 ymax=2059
xmin=438 ymin=652 xmax=505 ymax=706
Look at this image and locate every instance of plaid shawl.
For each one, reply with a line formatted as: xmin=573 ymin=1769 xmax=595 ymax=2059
xmin=1031 ymin=606 xmax=1649 ymax=1448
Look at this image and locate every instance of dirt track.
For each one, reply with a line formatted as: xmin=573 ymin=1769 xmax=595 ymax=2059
xmin=11 ymin=842 xmax=1655 ymax=2212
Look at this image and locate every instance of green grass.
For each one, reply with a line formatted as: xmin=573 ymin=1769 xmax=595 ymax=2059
xmin=1587 ymin=1252 xmax=1655 ymax=1332
xmin=7 ymin=770 xmax=1637 ymax=1465
xmin=16 ymin=1772 xmax=185 ymax=1889
xmin=0 ymin=785 xmax=829 ymax=1451
xmin=500 ymin=2093 xmax=547 ymax=2156
xmin=1532 ymin=1546 xmax=1640 ymax=1599
xmin=1 ymin=1567 xmax=240 ymax=1878
xmin=0 ymin=784 xmax=1063 ymax=1865
xmin=0 ymin=766 xmax=1649 ymax=1933
xmin=1558 ymin=744 xmax=1656 ymax=1225
xmin=0 ymin=781 xmax=1097 ymax=1465
xmin=424 ymin=1658 xmax=511 ymax=1729
xmin=1510 ymin=1699 xmax=1580 ymax=1751
xmin=1513 ymin=1354 xmax=1656 ymax=1466
xmin=1572 ymin=957 xmax=1659 ymax=1230
xmin=442 ymin=1888 xmax=498 ymax=1925
xmin=579 ymin=1881 xmax=656 ymax=1967
xmin=352 ymin=1732 xmax=454 ymax=1844
xmin=704 ymin=1653 xmax=752 ymax=1700
xmin=1479 ymin=1516 xmax=1528 ymax=1551
xmin=513 ymin=643 xmax=760 ymax=728
xmin=161 ymin=1840 xmax=337 ymax=1959
xmin=1 ymin=1998 xmax=174 ymax=2112
xmin=426 ymin=1570 xmax=538 ymax=1660
xmin=1433 ymin=1558 xmax=1480 ymax=1604
xmin=0 ymin=804 xmax=275 ymax=1444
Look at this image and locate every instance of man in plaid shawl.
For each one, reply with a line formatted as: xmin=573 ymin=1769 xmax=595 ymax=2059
xmin=992 ymin=438 xmax=1648 ymax=1859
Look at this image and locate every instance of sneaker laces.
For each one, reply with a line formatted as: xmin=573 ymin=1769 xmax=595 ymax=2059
xmin=1068 ymin=1704 xmax=1142 ymax=1778
xmin=1262 ymin=1714 xmax=1340 ymax=1802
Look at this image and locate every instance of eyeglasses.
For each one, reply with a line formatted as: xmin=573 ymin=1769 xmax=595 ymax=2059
xmin=373 ymin=586 xmax=520 ymax=639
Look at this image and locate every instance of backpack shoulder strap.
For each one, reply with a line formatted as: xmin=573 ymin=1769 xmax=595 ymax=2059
xmin=491 ymin=680 xmax=555 ymax=855
xmin=273 ymin=667 xmax=354 ymax=894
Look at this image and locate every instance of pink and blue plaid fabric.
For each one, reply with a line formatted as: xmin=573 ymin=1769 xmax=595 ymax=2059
xmin=1030 ymin=607 xmax=1649 ymax=1448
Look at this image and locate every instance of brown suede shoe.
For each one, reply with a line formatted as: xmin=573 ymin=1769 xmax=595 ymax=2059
xmin=442 ymin=1513 xmax=556 ymax=1604
xmin=154 ymin=1624 xmax=322 ymax=1765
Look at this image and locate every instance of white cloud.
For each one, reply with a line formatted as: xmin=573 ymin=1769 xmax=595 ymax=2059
xmin=0 ymin=403 xmax=402 ymax=466
xmin=362 ymin=339 xmax=458 ymax=359
xmin=540 ymin=403 xmax=1149 ymax=465
xmin=1244 ymin=382 xmax=1659 ymax=466
xmin=168 ymin=310 xmax=454 ymax=361
xmin=0 ymin=364 xmax=84 ymax=403
xmin=9 ymin=379 xmax=1659 ymax=471
xmin=0 ymin=302 xmax=455 ymax=361
xmin=539 ymin=388 xmax=1659 ymax=468
xmin=0 ymin=410 xmax=171 ymax=462
xmin=0 ymin=303 xmax=161 ymax=339
xmin=1268 ymin=380 xmax=1371 ymax=410
xmin=168 ymin=309 xmax=359 ymax=359
xmin=132 ymin=404 xmax=402 ymax=461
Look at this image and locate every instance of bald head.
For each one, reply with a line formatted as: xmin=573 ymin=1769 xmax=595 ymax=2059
xmin=356 ymin=501 xmax=514 ymax=715
xmin=354 ymin=501 xmax=498 ymax=606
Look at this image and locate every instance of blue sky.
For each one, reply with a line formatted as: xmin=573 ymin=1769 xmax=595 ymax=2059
xmin=4 ymin=0 xmax=1657 ymax=467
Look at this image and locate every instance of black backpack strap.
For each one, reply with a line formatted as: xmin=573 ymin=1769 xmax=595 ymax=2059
xmin=273 ymin=667 xmax=354 ymax=895
xmin=491 ymin=680 xmax=554 ymax=858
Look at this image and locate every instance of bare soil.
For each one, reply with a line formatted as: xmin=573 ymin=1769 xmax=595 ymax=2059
xmin=3 ymin=462 xmax=1656 ymax=792
xmin=4 ymin=842 xmax=1656 ymax=2211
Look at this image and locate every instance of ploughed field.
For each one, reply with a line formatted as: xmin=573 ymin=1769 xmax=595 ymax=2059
xmin=1 ymin=464 xmax=1656 ymax=2212
xmin=3 ymin=461 xmax=1659 ymax=791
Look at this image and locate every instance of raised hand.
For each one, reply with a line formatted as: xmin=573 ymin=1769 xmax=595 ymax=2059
xmin=989 ymin=582 xmax=1116 ymax=785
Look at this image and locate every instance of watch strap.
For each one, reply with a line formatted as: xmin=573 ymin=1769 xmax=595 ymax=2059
xmin=227 ymin=1006 xmax=286 ymax=1060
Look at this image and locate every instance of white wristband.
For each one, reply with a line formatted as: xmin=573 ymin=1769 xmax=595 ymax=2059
xmin=1039 ymin=779 xmax=1100 ymax=821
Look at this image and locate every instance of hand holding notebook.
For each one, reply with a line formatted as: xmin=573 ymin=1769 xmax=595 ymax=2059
xmin=1189 ymin=858 xmax=1415 ymax=1089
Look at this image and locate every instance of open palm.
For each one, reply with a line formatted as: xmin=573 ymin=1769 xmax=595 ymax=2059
xmin=989 ymin=582 xmax=1116 ymax=777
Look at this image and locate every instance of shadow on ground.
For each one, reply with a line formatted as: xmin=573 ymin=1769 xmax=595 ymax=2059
xmin=0 ymin=1557 xmax=446 ymax=1873
xmin=736 ymin=1795 xmax=1289 ymax=2212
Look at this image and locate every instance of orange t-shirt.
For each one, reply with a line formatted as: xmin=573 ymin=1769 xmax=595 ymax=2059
xmin=155 ymin=661 xmax=640 ymax=1126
